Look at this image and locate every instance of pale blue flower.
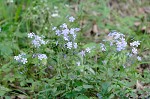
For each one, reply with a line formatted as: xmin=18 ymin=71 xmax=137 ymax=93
xmin=66 ymin=42 xmax=72 ymax=49
xmin=85 ymin=47 xmax=91 ymax=53
xmin=108 ymin=31 xmax=127 ymax=51
xmin=62 ymin=28 xmax=69 ymax=36
xmin=60 ymin=23 xmax=67 ymax=28
xmin=74 ymin=43 xmax=77 ymax=49
xmin=100 ymin=43 xmax=106 ymax=51
xmin=137 ymin=56 xmax=142 ymax=61
xmin=14 ymin=53 xmax=28 ymax=64
xmin=132 ymin=47 xmax=137 ymax=54
xmin=52 ymin=27 xmax=57 ymax=31
xmin=20 ymin=58 xmax=28 ymax=64
xmin=30 ymin=34 xmax=47 ymax=48
xmin=79 ymin=50 xmax=85 ymax=57
xmin=127 ymin=53 xmax=133 ymax=57
xmin=55 ymin=29 xmax=61 ymax=36
xmin=63 ymin=36 xmax=69 ymax=41
xmin=130 ymin=41 xmax=140 ymax=47
xmin=28 ymin=32 xmax=35 ymax=38
xmin=116 ymin=40 xmax=127 ymax=51
xmin=38 ymin=54 xmax=47 ymax=60
xmin=70 ymin=28 xmax=75 ymax=35
xmin=75 ymin=28 xmax=80 ymax=32
xmin=69 ymin=16 xmax=75 ymax=22
xmin=72 ymin=33 xmax=76 ymax=40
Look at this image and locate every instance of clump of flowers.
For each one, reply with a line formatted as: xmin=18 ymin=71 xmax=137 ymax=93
xmin=33 ymin=53 xmax=47 ymax=60
xmin=130 ymin=40 xmax=141 ymax=61
xmin=100 ymin=43 xmax=106 ymax=51
xmin=52 ymin=16 xmax=80 ymax=50
xmin=14 ymin=33 xmax=48 ymax=64
xmin=106 ymin=31 xmax=141 ymax=61
xmin=79 ymin=47 xmax=94 ymax=57
xmin=14 ymin=53 xmax=28 ymax=64
xmin=130 ymin=41 xmax=140 ymax=55
xmin=38 ymin=54 xmax=47 ymax=60
xmin=108 ymin=31 xmax=127 ymax=51
xmin=28 ymin=32 xmax=48 ymax=48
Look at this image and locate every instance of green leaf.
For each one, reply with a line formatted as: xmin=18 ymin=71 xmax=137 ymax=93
xmin=0 ymin=43 xmax=13 ymax=57
xmin=4 ymin=96 xmax=11 ymax=99
xmin=0 ymin=85 xmax=11 ymax=96
xmin=83 ymin=85 xmax=93 ymax=89
xmin=65 ymin=91 xmax=78 ymax=98
xmin=75 ymin=94 xmax=88 ymax=99
xmin=101 ymin=82 xmax=111 ymax=94
xmin=74 ymin=86 xmax=83 ymax=91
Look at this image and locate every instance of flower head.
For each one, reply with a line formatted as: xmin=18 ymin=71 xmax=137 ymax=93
xmin=66 ymin=42 xmax=72 ymax=49
xmin=20 ymin=58 xmax=28 ymax=64
xmin=137 ymin=56 xmax=142 ymax=61
xmin=79 ymin=50 xmax=85 ymax=57
xmin=69 ymin=16 xmax=75 ymax=22
xmin=74 ymin=43 xmax=77 ymax=49
xmin=28 ymin=33 xmax=47 ymax=48
xmin=55 ymin=29 xmax=61 ymax=36
xmin=38 ymin=54 xmax=47 ymax=60
xmin=14 ymin=53 xmax=28 ymax=64
xmin=132 ymin=47 xmax=138 ymax=54
xmin=28 ymin=32 xmax=35 ymax=38
xmin=130 ymin=41 xmax=140 ymax=47
xmin=85 ymin=47 xmax=91 ymax=53
xmin=52 ymin=27 xmax=57 ymax=31
xmin=108 ymin=31 xmax=127 ymax=51
xmin=100 ymin=43 xmax=106 ymax=51
xmin=60 ymin=23 xmax=67 ymax=28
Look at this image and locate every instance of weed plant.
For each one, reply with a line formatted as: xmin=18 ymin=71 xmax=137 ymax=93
xmin=0 ymin=0 xmax=150 ymax=98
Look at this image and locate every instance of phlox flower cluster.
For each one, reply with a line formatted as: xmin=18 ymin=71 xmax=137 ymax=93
xmin=106 ymin=31 xmax=142 ymax=61
xmin=14 ymin=53 xmax=28 ymax=64
xmin=130 ymin=41 xmax=140 ymax=47
xmin=32 ymin=53 xmax=48 ymax=60
xmin=130 ymin=41 xmax=140 ymax=55
xmin=28 ymin=32 xmax=48 ymax=48
xmin=37 ymin=54 xmax=47 ymax=60
xmin=130 ymin=41 xmax=141 ymax=61
xmin=108 ymin=31 xmax=127 ymax=51
xmin=100 ymin=43 xmax=106 ymax=51
xmin=14 ymin=33 xmax=48 ymax=64
xmin=79 ymin=46 xmax=95 ymax=57
xmin=52 ymin=16 xmax=80 ymax=49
